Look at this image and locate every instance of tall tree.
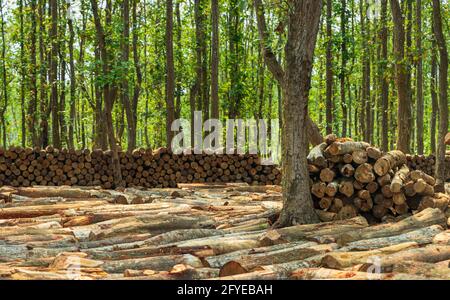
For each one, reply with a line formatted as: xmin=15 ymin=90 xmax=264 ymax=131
xmin=255 ymin=0 xmax=322 ymax=226
xmin=430 ymin=36 xmax=438 ymax=154
xmin=0 ymin=0 xmax=7 ymax=147
xmin=415 ymin=0 xmax=424 ymax=154
xmin=210 ymin=0 xmax=220 ymax=120
xmin=132 ymin=0 xmax=142 ymax=148
xmin=50 ymin=0 xmax=60 ymax=148
xmin=19 ymin=0 xmax=26 ymax=147
xmin=90 ymin=0 xmax=123 ymax=186
xmin=340 ymin=0 xmax=348 ymax=137
xmin=325 ymin=0 xmax=333 ymax=135
xmin=380 ymin=0 xmax=389 ymax=152
xmin=68 ymin=1 xmax=76 ymax=149
xmin=390 ymin=0 xmax=411 ymax=153
xmin=431 ymin=0 xmax=448 ymax=190
xmin=166 ymin=0 xmax=175 ymax=147
xmin=28 ymin=0 xmax=38 ymax=147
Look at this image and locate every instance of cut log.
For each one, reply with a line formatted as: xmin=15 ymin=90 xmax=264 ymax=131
xmin=340 ymin=164 xmax=355 ymax=177
xmin=326 ymin=141 xmax=370 ymax=156
xmin=339 ymin=225 xmax=443 ymax=251
xmin=374 ymin=151 xmax=407 ymax=176
xmin=352 ymin=150 xmax=368 ymax=165
xmin=390 ymin=261 xmax=450 ymax=280
xmin=325 ymin=182 xmax=339 ymax=197
xmin=311 ymin=182 xmax=327 ymax=198
xmin=366 ymin=147 xmax=383 ymax=160
xmin=291 ymin=267 xmax=432 ymax=280
xmin=413 ymin=179 xmax=435 ymax=196
xmin=354 ymin=164 xmax=375 ymax=183
xmin=336 ymin=208 xmax=447 ymax=245
xmin=418 ymin=193 xmax=450 ymax=212
xmin=258 ymin=216 xmax=368 ymax=246
xmin=339 ymin=181 xmax=354 ymax=198
xmin=410 ymin=170 xmax=436 ymax=186
xmin=307 ymin=143 xmax=328 ymax=168
xmin=321 ymin=242 xmax=418 ymax=269
xmin=390 ymin=165 xmax=410 ymax=193
xmin=358 ymin=244 xmax=450 ymax=272
xmin=320 ymin=168 xmax=336 ymax=183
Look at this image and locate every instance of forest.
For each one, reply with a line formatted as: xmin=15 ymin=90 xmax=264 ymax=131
xmin=0 ymin=0 xmax=447 ymax=155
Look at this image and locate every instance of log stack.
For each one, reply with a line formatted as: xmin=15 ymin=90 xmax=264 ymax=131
xmin=0 ymin=147 xmax=281 ymax=189
xmin=308 ymin=136 xmax=450 ymax=222
xmin=406 ymin=154 xmax=450 ymax=180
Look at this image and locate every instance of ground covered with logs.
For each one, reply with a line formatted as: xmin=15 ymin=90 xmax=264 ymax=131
xmin=1 ymin=183 xmax=449 ymax=280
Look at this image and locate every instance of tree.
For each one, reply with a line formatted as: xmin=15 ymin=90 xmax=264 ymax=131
xmin=390 ymin=0 xmax=411 ymax=153
xmin=340 ymin=0 xmax=348 ymax=137
xmin=325 ymin=0 xmax=333 ymax=135
xmin=210 ymin=0 xmax=219 ymax=120
xmin=90 ymin=0 xmax=123 ymax=186
xmin=380 ymin=0 xmax=389 ymax=152
xmin=50 ymin=0 xmax=60 ymax=148
xmin=28 ymin=0 xmax=38 ymax=147
xmin=431 ymin=0 xmax=448 ymax=190
xmin=255 ymin=0 xmax=322 ymax=226
xmin=415 ymin=0 xmax=423 ymax=154
xmin=166 ymin=0 xmax=175 ymax=147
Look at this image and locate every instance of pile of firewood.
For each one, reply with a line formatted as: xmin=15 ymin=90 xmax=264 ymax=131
xmin=406 ymin=154 xmax=450 ymax=179
xmin=308 ymin=135 xmax=450 ymax=222
xmin=0 ymin=146 xmax=281 ymax=189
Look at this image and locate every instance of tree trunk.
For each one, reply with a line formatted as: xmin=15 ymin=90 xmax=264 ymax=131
xmin=277 ymin=0 xmax=323 ymax=226
xmin=325 ymin=0 xmax=333 ymax=135
xmin=340 ymin=0 xmax=347 ymax=137
xmin=210 ymin=0 xmax=220 ymax=120
xmin=380 ymin=0 xmax=389 ymax=152
xmin=415 ymin=0 xmax=423 ymax=155
xmin=50 ymin=0 xmax=60 ymax=149
xmin=90 ymin=0 xmax=123 ymax=187
xmin=28 ymin=0 xmax=38 ymax=147
xmin=68 ymin=5 xmax=76 ymax=150
xmin=390 ymin=0 xmax=411 ymax=153
xmin=430 ymin=38 xmax=438 ymax=155
xmin=166 ymin=0 xmax=176 ymax=148
xmin=432 ymin=0 xmax=449 ymax=189
xmin=38 ymin=0 xmax=48 ymax=148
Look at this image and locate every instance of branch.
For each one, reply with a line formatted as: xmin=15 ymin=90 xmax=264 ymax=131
xmin=254 ymin=0 xmax=285 ymax=86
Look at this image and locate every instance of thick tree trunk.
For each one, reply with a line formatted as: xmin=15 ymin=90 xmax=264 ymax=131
xmin=390 ymin=0 xmax=411 ymax=153
xmin=166 ymin=0 xmax=176 ymax=148
xmin=277 ymin=0 xmax=323 ymax=226
xmin=90 ymin=0 xmax=123 ymax=186
xmin=432 ymin=0 xmax=449 ymax=190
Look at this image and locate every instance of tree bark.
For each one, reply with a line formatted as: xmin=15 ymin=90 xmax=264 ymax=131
xmin=390 ymin=0 xmax=411 ymax=153
xmin=50 ymin=0 xmax=60 ymax=148
xmin=166 ymin=0 xmax=176 ymax=148
xmin=210 ymin=0 xmax=220 ymax=120
xmin=380 ymin=0 xmax=389 ymax=152
xmin=432 ymin=0 xmax=449 ymax=190
xmin=325 ymin=0 xmax=333 ymax=135
xmin=415 ymin=0 xmax=423 ymax=154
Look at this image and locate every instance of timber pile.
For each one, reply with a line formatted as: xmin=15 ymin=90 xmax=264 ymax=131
xmin=406 ymin=154 xmax=450 ymax=180
xmin=0 ymin=184 xmax=449 ymax=280
xmin=0 ymin=147 xmax=281 ymax=189
xmin=308 ymin=136 xmax=450 ymax=222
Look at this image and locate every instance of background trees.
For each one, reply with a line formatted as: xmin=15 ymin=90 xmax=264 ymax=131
xmin=0 ymin=0 xmax=446 ymax=157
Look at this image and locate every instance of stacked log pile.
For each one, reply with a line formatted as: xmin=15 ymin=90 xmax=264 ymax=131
xmin=308 ymin=136 xmax=450 ymax=222
xmin=406 ymin=154 xmax=450 ymax=180
xmin=0 ymin=147 xmax=281 ymax=189
xmin=0 ymin=184 xmax=449 ymax=280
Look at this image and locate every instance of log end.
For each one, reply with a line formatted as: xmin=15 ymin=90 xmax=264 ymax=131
xmin=219 ymin=261 xmax=249 ymax=277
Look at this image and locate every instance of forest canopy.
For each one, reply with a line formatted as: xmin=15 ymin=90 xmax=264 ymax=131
xmin=0 ymin=0 xmax=448 ymax=154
